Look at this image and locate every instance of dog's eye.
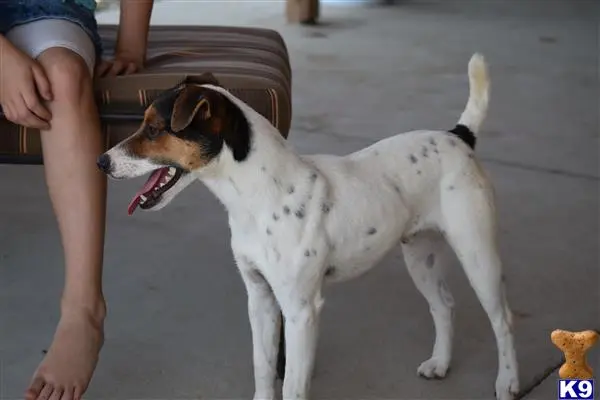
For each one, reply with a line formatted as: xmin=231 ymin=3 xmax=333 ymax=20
xmin=147 ymin=126 xmax=161 ymax=139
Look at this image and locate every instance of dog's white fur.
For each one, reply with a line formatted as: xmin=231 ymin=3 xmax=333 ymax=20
xmin=105 ymin=54 xmax=519 ymax=400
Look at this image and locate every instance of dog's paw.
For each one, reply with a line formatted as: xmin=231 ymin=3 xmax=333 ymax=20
xmin=417 ymin=357 xmax=450 ymax=379
xmin=495 ymin=374 xmax=519 ymax=400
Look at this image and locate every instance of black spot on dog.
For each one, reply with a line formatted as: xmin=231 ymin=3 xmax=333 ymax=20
xmin=266 ymin=228 xmax=272 ymax=235
xmin=321 ymin=202 xmax=331 ymax=213
xmin=261 ymin=166 xmax=266 ymax=172
xmin=505 ymin=364 xmax=511 ymax=370
xmin=295 ymin=205 xmax=305 ymax=219
xmin=448 ymin=138 xmax=457 ymax=147
xmin=325 ymin=266 xmax=336 ymax=277
xmin=448 ymin=185 xmax=455 ymax=191
xmin=421 ymin=146 xmax=429 ymax=158
xmin=426 ymin=253 xmax=435 ymax=268
xmin=288 ymin=185 xmax=295 ymax=194
xmin=304 ymin=249 xmax=311 ymax=257
xmin=409 ymin=154 xmax=418 ymax=164
xmin=300 ymin=299 xmax=308 ymax=306
xmin=367 ymin=227 xmax=377 ymax=235
xmin=374 ymin=150 xmax=379 ymax=156
xmin=311 ymin=249 xmax=317 ymax=256
xmin=283 ymin=206 xmax=290 ymax=215
xmin=273 ymin=177 xmax=280 ymax=185
xmin=393 ymin=185 xmax=401 ymax=193
xmin=310 ymin=172 xmax=318 ymax=182
xmin=429 ymin=138 xmax=437 ymax=146
xmin=417 ymin=170 xmax=422 ymax=175
xmin=468 ymin=152 xmax=475 ymax=159
xmin=401 ymin=237 xmax=410 ymax=244
xmin=273 ymin=213 xmax=280 ymax=221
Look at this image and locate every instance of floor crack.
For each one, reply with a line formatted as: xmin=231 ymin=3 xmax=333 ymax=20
xmin=516 ymin=359 xmax=562 ymax=399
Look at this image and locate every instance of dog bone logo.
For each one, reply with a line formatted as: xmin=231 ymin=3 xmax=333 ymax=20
xmin=551 ymin=329 xmax=599 ymax=379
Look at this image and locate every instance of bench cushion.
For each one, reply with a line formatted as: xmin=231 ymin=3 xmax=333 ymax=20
xmin=0 ymin=25 xmax=292 ymax=164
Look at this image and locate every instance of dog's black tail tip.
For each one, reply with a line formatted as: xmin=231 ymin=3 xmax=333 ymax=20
xmin=449 ymin=124 xmax=477 ymax=149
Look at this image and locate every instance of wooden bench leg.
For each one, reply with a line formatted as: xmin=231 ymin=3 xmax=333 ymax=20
xmin=277 ymin=313 xmax=286 ymax=380
xmin=286 ymin=0 xmax=320 ymax=24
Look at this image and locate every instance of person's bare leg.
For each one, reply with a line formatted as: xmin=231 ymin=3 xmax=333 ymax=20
xmin=25 ymin=47 xmax=106 ymax=400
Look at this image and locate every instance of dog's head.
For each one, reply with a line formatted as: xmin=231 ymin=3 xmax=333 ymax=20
xmin=97 ymin=73 xmax=252 ymax=215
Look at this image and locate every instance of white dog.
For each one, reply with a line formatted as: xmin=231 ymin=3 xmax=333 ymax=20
xmin=97 ymin=53 xmax=519 ymax=400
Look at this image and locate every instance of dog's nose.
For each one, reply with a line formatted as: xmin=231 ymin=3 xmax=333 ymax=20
xmin=96 ymin=154 xmax=112 ymax=174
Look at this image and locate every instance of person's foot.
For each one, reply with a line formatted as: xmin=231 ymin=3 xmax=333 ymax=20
xmin=25 ymin=307 xmax=105 ymax=400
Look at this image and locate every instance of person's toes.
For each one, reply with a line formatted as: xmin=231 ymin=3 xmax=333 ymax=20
xmin=49 ymin=386 xmax=64 ymax=400
xmin=24 ymin=377 xmax=45 ymax=400
xmin=73 ymin=385 xmax=84 ymax=400
xmin=60 ymin=387 xmax=75 ymax=400
xmin=36 ymin=383 xmax=54 ymax=400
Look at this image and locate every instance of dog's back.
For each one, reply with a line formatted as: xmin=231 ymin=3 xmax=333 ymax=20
xmin=304 ymin=54 xmax=491 ymax=281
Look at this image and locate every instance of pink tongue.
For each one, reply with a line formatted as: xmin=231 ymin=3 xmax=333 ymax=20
xmin=127 ymin=168 xmax=168 ymax=215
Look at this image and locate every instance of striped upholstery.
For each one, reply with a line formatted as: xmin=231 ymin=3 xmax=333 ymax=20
xmin=0 ymin=25 xmax=292 ymax=164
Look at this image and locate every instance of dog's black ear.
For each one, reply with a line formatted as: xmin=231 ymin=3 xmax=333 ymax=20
xmin=170 ymin=86 xmax=251 ymax=162
xmin=171 ymin=85 xmax=212 ymax=132
xmin=183 ymin=73 xmax=220 ymax=87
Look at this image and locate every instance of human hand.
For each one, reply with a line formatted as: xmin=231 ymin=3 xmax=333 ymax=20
xmin=0 ymin=36 xmax=52 ymax=129
xmin=96 ymin=52 xmax=144 ymax=77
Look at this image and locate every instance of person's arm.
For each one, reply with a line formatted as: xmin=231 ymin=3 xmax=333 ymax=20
xmin=115 ymin=0 xmax=154 ymax=62
xmin=96 ymin=0 xmax=154 ymax=77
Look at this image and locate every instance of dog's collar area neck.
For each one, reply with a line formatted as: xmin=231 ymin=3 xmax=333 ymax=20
xmin=202 ymin=149 xmax=308 ymax=214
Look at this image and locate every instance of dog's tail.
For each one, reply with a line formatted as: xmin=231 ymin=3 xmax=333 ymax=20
xmin=449 ymin=53 xmax=490 ymax=149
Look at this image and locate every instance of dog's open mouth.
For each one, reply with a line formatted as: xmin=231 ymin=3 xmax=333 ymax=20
xmin=128 ymin=167 xmax=184 ymax=215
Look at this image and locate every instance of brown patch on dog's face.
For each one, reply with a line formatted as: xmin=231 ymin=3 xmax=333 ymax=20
xmin=120 ymin=76 xmax=251 ymax=171
xmin=127 ymin=127 xmax=210 ymax=170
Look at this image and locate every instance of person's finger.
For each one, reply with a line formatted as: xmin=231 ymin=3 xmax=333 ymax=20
xmin=31 ymin=64 xmax=53 ymax=101
xmin=16 ymin=96 xmax=49 ymax=129
xmin=107 ymin=59 xmax=126 ymax=76
xmin=95 ymin=60 xmax=112 ymax=77
xmin=23 ymin=85 xmax=51 ymax=122
xmin=124 ymin=62 xmax=138 ymax=75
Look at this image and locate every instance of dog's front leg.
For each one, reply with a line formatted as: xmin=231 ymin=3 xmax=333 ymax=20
xmin=241 ymin=270 xmax=281 ymax=400
xmin=278 ymin=293 xmax=323 ymax=400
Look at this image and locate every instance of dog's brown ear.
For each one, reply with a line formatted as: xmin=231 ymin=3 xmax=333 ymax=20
xmin=171 ymin=85 xmax=212 ymax=132
xmin=184 ymin=73 xmax=220 ymax=87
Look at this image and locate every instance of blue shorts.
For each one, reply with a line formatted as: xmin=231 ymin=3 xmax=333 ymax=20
xmin=0 ymin=0 xmax=103 ymax=60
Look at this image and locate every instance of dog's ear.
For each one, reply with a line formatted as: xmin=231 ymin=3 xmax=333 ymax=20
xmin=183 ymin=73 xmax=220 ymax=87
xmin=170 ymin=85 xmax=212 ymax=132
xmin=171 ymin=85 xmax=252 ymax=162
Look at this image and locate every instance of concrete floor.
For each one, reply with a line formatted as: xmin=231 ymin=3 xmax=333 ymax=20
xmin=1 ymin=0 xmax=599 ymax=399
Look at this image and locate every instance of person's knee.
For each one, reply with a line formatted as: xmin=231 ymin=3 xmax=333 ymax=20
xmin=38 ymin=47 xmax=93 ymax=104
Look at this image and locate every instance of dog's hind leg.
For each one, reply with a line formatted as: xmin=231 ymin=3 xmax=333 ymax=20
xmin=401 ymin=230 xmax=455 ymax=379
xmin=440 ymin=183 xmax=519 ymax=400
xmin=240 ymin=268 xmax=282 ymax=400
